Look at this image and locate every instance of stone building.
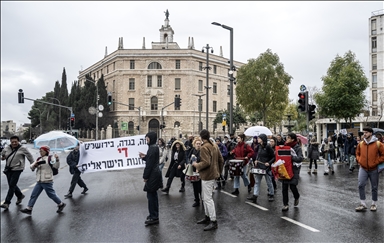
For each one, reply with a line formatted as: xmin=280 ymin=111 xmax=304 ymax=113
xmin=78 ymin=11 xmax=244 ymax=141
xmin=1 ymin=120 xmax=16 ymax=138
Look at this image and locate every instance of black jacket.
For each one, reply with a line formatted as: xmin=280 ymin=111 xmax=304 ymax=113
xmin=142 ymin=132 xmax=162 ymax=192
xmin=165 ymin=140 xmax=186 ymax=178
xmin=256 ymin=134 xmax=275 ymax=170
xmin=67 ymin=149 xmax=80 ymax=174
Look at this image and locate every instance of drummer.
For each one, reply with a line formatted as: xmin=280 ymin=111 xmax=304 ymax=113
xmin=246 ymin=134 xmax=275 ymax=204
xmin=187 ymin=137 xmax=203 ymax=207
xmin=229 ymin=134 xmax=254 ymax=196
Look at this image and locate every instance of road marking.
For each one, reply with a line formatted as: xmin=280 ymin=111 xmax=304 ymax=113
xmin=245 ymin=201 xmax=269 ymax=211
xmin=21 ymin=189 xmax=29 ymax=193
xmin=29 ymin=183 xmax=36 ymax=187
xmin=220 ymin=190 xmax=238 ymax=198
xmin=281 ymin=216 xmax=320 ymax=232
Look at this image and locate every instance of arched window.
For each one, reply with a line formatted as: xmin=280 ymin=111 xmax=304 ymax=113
xmin=174 ymin=121 xmax=180 ymax=128
xmin=148 ymin=62 xmax=162 ymax=69
xmin=151 ymin=96 xmax=158 ymax=110
xmin=128 ymin=121 xmax=134 ymax=134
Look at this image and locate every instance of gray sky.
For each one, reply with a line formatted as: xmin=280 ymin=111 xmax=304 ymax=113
xmin=1 ymin=1 xmax=383 ymax=129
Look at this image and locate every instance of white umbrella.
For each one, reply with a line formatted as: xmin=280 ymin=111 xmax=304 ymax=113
xmin=244 ymin=126 xmax=273 ymax=137
xmin=34 ymin=131 xmax=79 ymax=151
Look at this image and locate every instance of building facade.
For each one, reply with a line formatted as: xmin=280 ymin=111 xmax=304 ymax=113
xmin=369 ymin=9 xmax=384 ymax=116
xmin=1 ymin=120 xmax=16 ymax=137
xmin=78 ymin=12 xmax=244 ymax=141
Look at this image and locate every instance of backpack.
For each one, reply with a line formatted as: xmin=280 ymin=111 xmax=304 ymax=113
xmin=37 ymin=155 xmax=59 ymax=175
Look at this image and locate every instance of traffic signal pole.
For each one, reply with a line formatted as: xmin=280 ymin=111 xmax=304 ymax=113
xmin=160 ymin=101 xmax=175 ymax=139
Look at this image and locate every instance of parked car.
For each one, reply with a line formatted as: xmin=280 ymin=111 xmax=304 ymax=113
xmin=21 ymin=140 xmax=27 ymax=144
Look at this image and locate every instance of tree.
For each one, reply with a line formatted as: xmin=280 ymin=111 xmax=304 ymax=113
xmin=235 ymin=49 xmax=292 ymax=126
xmin=213 ymin=107 xmax=247 ymax=133
xmin=314 ymin=51 xmax=368 ymax=127
xmin=59 ymin=68 xmax=69 ymax=125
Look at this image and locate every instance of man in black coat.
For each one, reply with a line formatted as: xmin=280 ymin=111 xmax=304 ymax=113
xmin=64 ymin=143 xmax=88 ymax=198
xmin=139 ymin=132 xmax=161 ymax=226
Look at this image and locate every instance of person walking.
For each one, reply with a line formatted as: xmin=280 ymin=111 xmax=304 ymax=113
xmin=1 ymin=135 xmax=34 ymax=210
xmin=158 ymin=138 xmax=168 ymax=188
xmin=307 ymin=137 xmax=320 ymax=174
xmin=269 ymin=137 xmax=277 ymax=192
xmin=64 ymin=143 xmax=88 ymax=198
xmin=162 ymin=140 xmax=186 ymax=193
xmin=321 ymin=136 xmax=335 ymax=175
xmin=223 ymin=134 xmax=236 ymax=181
xmin=20 ymin=146 xmax=66 ymax=215
xmin=344 ymin=133 xmax=358 ymax=173
xmin=355 ymin=127 xmax=383 ymax=212
xmin=215 ymin=137 xmax=228 ymax=189
xmin=281 ymin=133 xmax=303 ymax=211
xmin=188 ymin=137 xmax=203 ymax=207
xmin=139 ymin=132 xmax=162 ymax=225
xmin=192 ymin=129 xmax=224 ymax=231
xmin=247 ymin=134 xmax=275 ymax=203
xmin=229 ymin=134 xmax=254 ymax=196
xmin=248 ymin=136 xmax=259 ymax=194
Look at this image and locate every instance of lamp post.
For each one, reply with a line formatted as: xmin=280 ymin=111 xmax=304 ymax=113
xmin=212 ymin=22 xmax=234 ymax=134
xmin=85 ymin=79 xmax=99 ymax=140
xmin=202 ymin=44 xmax=213 ymax=130
xmin=192 ymin=94 xmax=206 ymax=132
xmin=49 ymin=97 xmax=61 ymax=130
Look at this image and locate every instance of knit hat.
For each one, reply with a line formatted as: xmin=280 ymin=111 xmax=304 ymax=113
xmin=40 ymin=145 xmax=50 ymax=154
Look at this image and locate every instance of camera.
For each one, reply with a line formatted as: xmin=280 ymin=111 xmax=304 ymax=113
xmin=37 ymin=160 xmax=46 ymax=165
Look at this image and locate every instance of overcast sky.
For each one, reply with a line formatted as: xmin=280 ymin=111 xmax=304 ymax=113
xmin=1 ymin=1 xmax=383 ymax=129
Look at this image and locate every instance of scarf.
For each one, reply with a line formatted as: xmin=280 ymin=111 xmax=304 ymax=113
xmin=285 ymin=140 xmax=297 ymax=148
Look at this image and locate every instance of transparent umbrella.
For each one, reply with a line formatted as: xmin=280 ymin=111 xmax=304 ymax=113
xmin=244 ymin=126 xmax=273 ymax=137
xmin=34 ymin=131 xmax=78 ymax=151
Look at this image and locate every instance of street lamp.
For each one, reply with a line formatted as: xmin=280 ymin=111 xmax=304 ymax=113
xmin=202 ymin=44 xmax=213 ymax=130
xmin=192 ymin=94 xmax=206 ymax=132
xmin=212 ymin=22 xmax=234 ymax=134
xmin=85 ymin=79 xmax=99 ymax=140
xmin=48 ymin=97 xmax=61 ymax=130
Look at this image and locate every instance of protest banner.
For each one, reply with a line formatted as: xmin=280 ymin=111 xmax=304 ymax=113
xmin=78 ymin=135 xmax=148 ymax=173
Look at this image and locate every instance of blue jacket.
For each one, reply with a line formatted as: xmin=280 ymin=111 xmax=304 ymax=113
xmin=217 ymin=143 xmax=228 ymax=159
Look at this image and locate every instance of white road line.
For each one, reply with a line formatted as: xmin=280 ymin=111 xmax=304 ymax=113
xmin=245 ymin=201 xmax=269 ymax=211
xmin=281 ymin=216 xmax=320 ymax=232
xmin=21 ymin=189 xmax=29 ymax=193
xmin=220 ymin=190 xmax=238 ymax=198
xmin=29 ymin=183 xmax=36 ymax=187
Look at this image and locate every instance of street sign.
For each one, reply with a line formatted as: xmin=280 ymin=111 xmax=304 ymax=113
xmin=88 ymin=107 xmax=96 ymax=115
xmin=98 ymin=112 xmax=103 ymax=118
xmin=98 ymin=104 xmax=104 ymax=111
xmin=121 ymin=122 xmax=128 ymax=131
xmin=300 ymin=85 xmax=306 ymax=92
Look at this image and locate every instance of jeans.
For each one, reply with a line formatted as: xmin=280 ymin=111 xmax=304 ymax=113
xmin=234 ymin=164 xmax=250 ymax=189
xmin=347 ymin=154 xmax=356 ymax=170
xmin=253 ymin=172 xmax=274 ymax=196
xmin=28 ymin=182 xmax=62 ymax=208
xmin=282 ymin=183 xmax=300 ymax=206
xmin=202 ymin=180 xmax=216 ymax=221
xmin=68 ymin=170 xmax=87 ymax=193
xmin=192 ymin=180 xmax=202 ymax=202
xmin=309 ymin=159 xmax=317 ymax=169
xmin=4 ymin=170 xmax=23 ymax=204
xmin=147 ymin=191 xmax=159 ymax=220
xmin=327 ymin=154 xmax=334 ymax=171
xmin=358 ymin=167 xmax=379 ymax=201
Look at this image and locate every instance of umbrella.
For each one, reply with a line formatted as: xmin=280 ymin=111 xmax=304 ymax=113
xmin=373 ymin=128 xmax=384 ymax=134
xmin=244 ymin=126 xmax=272 ymax=137
xmin=296 ymin=134 xmax=308 ymax=145
xmin=34 ymin=131 xmax=79 ymax=151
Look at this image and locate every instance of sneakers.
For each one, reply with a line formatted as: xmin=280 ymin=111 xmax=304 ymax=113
xmin=307 ymin=169 xmax=311 ymax=174
xmin=161 ymin=187 xmax=170 ymax=193
xmin=282 ymin=205 xmax=289 ymax=211
xmin=145 ymin=218 xmax=159 ymax=225
xmin=179 ymin=187 xmax=185 ymax=192
xmin=370 ymin=205 xmax=377 ymax=211
xmin=81 ymin=188 xmax=88 ymax=194
xmin=268 ymin=195 xmax=275 ymax=202
xmin=20 ymin=208 xmax=32 ymax=215
xmin=231 ymin=189 xmax=239 ymax=196
xmin=16 ymin=194 xmax=25 ymax=205
xmin=57 ymin=203 xmax=66 ymax=213
xmin=355 ymin=204 xmax=367 ymax=212
xmin=192 ymin=202 xmax=200 ymax=207
xmin=197 ymin=215 xmax=210 ymax=224
xmin=64 ymin=193 xmax=73 ymax=198
xmin=312 ymin=169 xmax=317 ymax=174
xmin=203 ymin=220 xmax=218 ymax=231
xmin=0 ymin=203 xmax=9 ymax=210
xmin=294 ymin=198 xmax=299 ymax=206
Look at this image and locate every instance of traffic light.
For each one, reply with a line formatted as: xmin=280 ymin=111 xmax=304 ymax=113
xmin=18 ymin=89 xmax=24 ymax=103
xmin=160 ymin=123 xmax=166 ymax=129
xmin=67 ymin=118 xmax=70 ymax=129
xmin=107 ymin=93 xmax=112 ymax=106
xmin=136 ymin=125 xmax=140 ymax=131
xmin=174 ymin=95 xmax=180 ymax=109
xmin=308 ymin=104 xmax=316 ymax=121
xmin=70 ymin=117 xmax=75 ymax=127
xmin=298 ymin=91 xmax=308 ymax=112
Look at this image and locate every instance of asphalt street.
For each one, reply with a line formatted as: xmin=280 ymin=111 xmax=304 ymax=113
xmin=1 ymin=144 xmax=383 ymax=243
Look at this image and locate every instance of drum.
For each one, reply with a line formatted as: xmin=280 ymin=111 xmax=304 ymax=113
xmin=185 ymin=172 xmax=200 ymax=182
xmin=251 ymin=168 xmax=266 ymax=174
xmin=229 ymin=159 xmax=244 ymax=176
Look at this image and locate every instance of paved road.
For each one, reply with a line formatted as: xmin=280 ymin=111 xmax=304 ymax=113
xmin=1 ymin=145 xmax=383 ymax=242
